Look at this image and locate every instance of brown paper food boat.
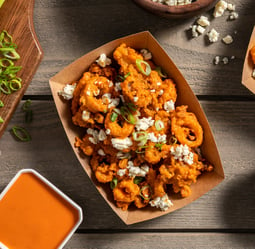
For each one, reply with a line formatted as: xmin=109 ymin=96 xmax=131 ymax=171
xmin=49 ymin=31 xmax=224 ymax=225
xmin=242 ymin=26 xmax=255 ymax=94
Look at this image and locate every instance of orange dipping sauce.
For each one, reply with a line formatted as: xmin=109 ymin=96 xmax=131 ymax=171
xmin=0 ymin=170 xmax=82 ymax=249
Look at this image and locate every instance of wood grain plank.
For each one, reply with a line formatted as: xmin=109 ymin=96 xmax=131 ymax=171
xmin=0 ymin=100 xmax=255 ymax=229
xmin=28 ymin=0 xmax=255 ymax=96
xmin=64 ymin=233 xmax=255 ymax=249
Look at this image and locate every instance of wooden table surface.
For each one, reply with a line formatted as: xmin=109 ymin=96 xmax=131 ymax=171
xmin=1 ymin=0 xmax=255 ymax=248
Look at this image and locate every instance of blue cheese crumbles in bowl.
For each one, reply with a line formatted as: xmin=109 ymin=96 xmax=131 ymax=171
xmin=58 ymin=43 xmax=213 ymax=212
xmin=133 ymin=0 xmax=219 ymax=18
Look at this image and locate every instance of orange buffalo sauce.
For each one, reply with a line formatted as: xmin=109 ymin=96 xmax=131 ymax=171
xmin=0 ymin=170 xmax=82 ymax=249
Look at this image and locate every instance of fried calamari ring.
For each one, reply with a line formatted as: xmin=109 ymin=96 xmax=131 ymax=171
xmin=74 ymin=136 xmax=95 ymax=156
xmin=104 ymin=109 xmax=134 ymax=138
xmin=89 ymin=62 xmax=117 ymax=81
xmin=159 ymin=79 xmax=177 ymax=104
xmin=113 ymin=179 xmax=140 ymax=203
xmin=250 ymin=45 xmax=255 ymax=65
xmin=95 ymin=163 xmax=117 ymax=183
xmin=171 ymin=105 xmax=203 ymax=147
xmin=71 ymin=109 xmax=94 ymax=128
xmin=134 ymin=185 xmax=151 ymax=208
xmin=80 ymin=75 xmax=114 ymax=113
xmin=113 ymin=43 xmax=143 ymax=75
xmin=167 ymin=157 xmax=201 ymax=197
xmin=121 ymin=73 xmax=152 ymax=107
xmin=143 ymin=142 xmax=170 ymax=164
xmin=71 ymin=72 xmax=94 ymax=115
xmin=153 ymin=175 xmax=167 ymax=198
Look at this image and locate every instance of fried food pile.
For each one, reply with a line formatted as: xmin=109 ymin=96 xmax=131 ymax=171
xmin=250 ymin=45 xmax=255 ymax=79
xmin=250 ymin=45 xmax=255 ymax=65
xmin=60 ymin=43 xmax=213 ymax=211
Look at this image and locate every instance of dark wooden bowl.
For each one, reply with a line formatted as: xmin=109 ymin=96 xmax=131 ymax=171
xmin=133 ymin=0 xmax=219 ymax=18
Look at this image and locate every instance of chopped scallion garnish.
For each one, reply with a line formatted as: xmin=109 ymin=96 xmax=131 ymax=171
xmin=11 ymin=126 xmax=31 ymax=142
xmin=170 ymin=136 xmax=178 ymax=145
xmin=135 ymin=145 xmax=151 ymax=154
xmin=133 ymin=176 xmax=145 ymax=185
xmin=120 ymin=106 xmax=136 ymax=124
xmin=139 ymin=185 xmax=152 ymax=200
xmin=126 ymin=102 xmax=137 ymax=111
xmin=9 ymin=78 xmax=22 ymax=91
xmin=136 ymin=59 xmax=151 ymax=76
xmin=22 ymin=99 xmax=32 ymax=111
xmin=133 ymin=131 xmax=148 ymax=146
xmin=155 ymin=120 xmax=164 ymax=131
xmin=0 ymin=80 xmax=11 ymax=94
xmin=110 ymin=177 xmax=118 ymax=189
xmin=22 ymin=99 xmax=33 ymax=123
xmin=155 ymin=143 xmax=164 ymax=151
xmin=110 ymin=112 xmax=118 ymax=122
xmin=155 ymin=66 xmax=167 ymax=78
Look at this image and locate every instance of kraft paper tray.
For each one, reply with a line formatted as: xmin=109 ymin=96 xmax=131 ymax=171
xmin=242 ymin=26 xmax=255 ymax=94
xmin=49 ymin=31 xmax=224 ymax=225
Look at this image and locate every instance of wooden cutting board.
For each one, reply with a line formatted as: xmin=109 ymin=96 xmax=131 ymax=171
xmin=0 ymin=0 xmax=43 ymax=138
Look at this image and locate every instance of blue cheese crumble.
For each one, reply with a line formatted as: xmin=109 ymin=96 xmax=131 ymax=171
xmin=58 ymin=83 xmax=76 ymax=100
xmin=170 ymin=144 xmax=194 ymax=165
xmin=149 ymin=194 xmax=173 ymax=211
xmin=96 ymin=53 xmax=112 ymax=67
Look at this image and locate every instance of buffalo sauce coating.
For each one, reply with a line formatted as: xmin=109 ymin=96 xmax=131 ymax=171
xmin=0 ymin=172 xmax=79 ymax=249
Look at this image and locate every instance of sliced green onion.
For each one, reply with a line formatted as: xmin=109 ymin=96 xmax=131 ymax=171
xmin=124 ymin=72 xmax=131 ymax=78
xmin=11 ymin=126 xmax=31 ymax=142
xmin=135 ymin=145 xmax=151 ymax=154
xmin=132 ymin=131 xmax=148 ymax=141
xmin=126 ymin=102 xmax=137 ymax=111
xmin=0 ymin=58 xmax=14 ymax=67
xmin=0 ymin=30 xmax=22 ymax=98
xmin=110 ymin=177 xmax=118 ymax=189
xmin=22 ymin=100 xmax=33 ymax=123
xmin=0 ymin=30 xmax=13 ymax=47
xmin=4 ymin=65 xmax=22 ymax=75
xmin=155 ymin=143 xmax=164 ymax=151
xmin=170 ymin=136 xmax=177 ymax=145
xmin=155 ymin=66 xmax=167 ymax=78
xmin=115 ymin=75 xmax=125 ymax=82
xmin=139 ymin=185 xmax=152 ymax=200
xmin=25 ymin=109 xmax=33 ymax=123
xmin=133 ymin=131 xmax=148 ymax=146
xmin=9 ymin=78 xmax=22 ymax=91
xmin=0 ymin=100 xmax=4 ymax=107
xmin=113 ymin=108 xmax=121 ymax=115
xmin=133 ymin=176 xmax=145 ymax=185
xmin=120 ymin=106 xmax=136 ymax=124
xmin=115 ymin=72 xmax=131 ymax=82
xmin=0 ymin=0 xmax=5 ymax=8
xmin=3 ymin=50 xmax=20 ymax=60
xmin=136 ymin=59 xmax=151 ymax=76
xmin=0 ymin=47 xmax=15 ymax=52
xmin=0 ymin=116 xmax=4 ymax=123
xmin=110 ymin=112 xmax=118 ymax=122
xmin=155 ymin=120 xmax=164 ymax=131
xmin=22 ymin=99 xmax=32 ymax=111
xmin=0 ymin=80 xmax=11 ymax=94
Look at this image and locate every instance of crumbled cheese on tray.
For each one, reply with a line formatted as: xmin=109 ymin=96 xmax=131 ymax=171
xmin=151 ymin=0 xmax=193 ymax=6
xmin=207 ymin=29 xmax=220 ymax=43
xmin=222 ymin=35 xmax=233 ymax=45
